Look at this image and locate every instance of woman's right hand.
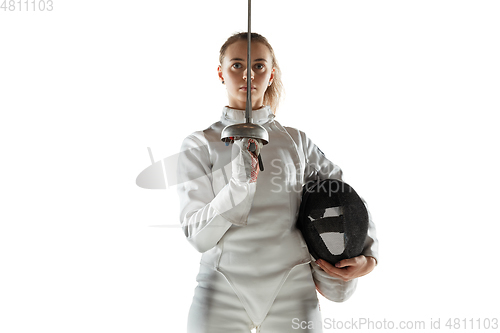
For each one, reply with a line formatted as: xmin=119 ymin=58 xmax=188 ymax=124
xmin=231 ymin=138 xmax=263 ymax=183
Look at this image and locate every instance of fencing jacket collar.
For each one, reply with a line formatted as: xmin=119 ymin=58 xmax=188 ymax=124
xmin=221 ymin=105 xmax=275 ymax=125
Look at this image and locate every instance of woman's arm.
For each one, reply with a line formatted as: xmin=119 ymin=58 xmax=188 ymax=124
xmin=310 ymin=258 xmax=358 ymax=302
xmin=296 ymin=130 xmax=379 ymax=299
xmin=299 ymin=130 xmax=379 ymax=262
xmin=177 ymin=133 xmax=258 ymax=253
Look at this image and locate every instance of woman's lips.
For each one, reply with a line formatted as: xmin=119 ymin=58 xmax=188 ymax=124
xmin=240 ymin=87 xmax=256 ymax=91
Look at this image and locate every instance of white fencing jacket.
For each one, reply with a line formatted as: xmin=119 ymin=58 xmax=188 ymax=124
xmin=177 ymin=106 xmax=379 ymax=323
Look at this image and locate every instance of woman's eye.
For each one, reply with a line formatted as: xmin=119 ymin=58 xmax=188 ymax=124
xmin=255 ymin=64 xmax=264 ymax=70
xmin=232 ymin=63 xmax=242 ymax=69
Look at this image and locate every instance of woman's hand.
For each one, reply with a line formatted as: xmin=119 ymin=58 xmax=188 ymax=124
xmin=231 ymin=138 xmax=262 ymax=183
xmin=316 ymin=255 xmax=377 ymax=282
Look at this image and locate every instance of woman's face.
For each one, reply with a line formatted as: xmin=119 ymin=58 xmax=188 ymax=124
xmin=218 ymin=40 xmax=275 ymax=110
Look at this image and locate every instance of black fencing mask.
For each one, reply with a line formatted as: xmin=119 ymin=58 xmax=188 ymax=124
xmin=297 ymin=179 xmax=369 ymax=265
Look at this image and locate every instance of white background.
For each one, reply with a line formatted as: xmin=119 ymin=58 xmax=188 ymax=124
xmin=1 ymin=0 xmax=499 ymax=332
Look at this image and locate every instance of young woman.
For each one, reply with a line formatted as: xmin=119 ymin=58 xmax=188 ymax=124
xmin=177 ymin=32 xmax=379 ymax=333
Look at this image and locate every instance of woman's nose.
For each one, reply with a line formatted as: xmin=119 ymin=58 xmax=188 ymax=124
xmin=242 ymin=67 xmax=254 ymax=81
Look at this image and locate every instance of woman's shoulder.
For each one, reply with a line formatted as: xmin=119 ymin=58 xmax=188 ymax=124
xmin=179 ymin=121 xmax=229 ymax=156
xmin=282 ymin=125 xmax=306 ymax=136
xmin=181 ymin=121 xmax=225 ymax=144
xmin=280 ymin=125 xmax=311 ymax=144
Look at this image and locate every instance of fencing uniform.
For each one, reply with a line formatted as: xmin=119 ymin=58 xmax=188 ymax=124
xmin=177 ymin=106 xmax=379 ymax=332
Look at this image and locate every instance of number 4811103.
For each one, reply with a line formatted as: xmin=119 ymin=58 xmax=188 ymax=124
xmin=1 ymin=0 xmax=54 ymax=11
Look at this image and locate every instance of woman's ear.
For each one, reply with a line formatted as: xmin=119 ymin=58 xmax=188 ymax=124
xmin=217 ymin=65 xmax=224 ymax=82
xmin=269 ymin=68 xmax=275 ymax=84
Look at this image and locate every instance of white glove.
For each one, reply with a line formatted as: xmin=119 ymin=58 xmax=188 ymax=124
xmin=231 ymin=138 xmax=263 ymax=183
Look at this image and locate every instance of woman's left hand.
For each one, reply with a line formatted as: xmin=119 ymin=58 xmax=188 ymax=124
xmin=316 ymin=255 xmax=377 ymax=282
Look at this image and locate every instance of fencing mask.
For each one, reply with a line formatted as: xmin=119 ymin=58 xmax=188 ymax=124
xmin=297 ymin=179 xmax=369 ymax=265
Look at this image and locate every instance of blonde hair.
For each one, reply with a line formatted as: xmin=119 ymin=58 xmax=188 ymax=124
xmin=219 ymin=32 xmax=284 ymax=114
